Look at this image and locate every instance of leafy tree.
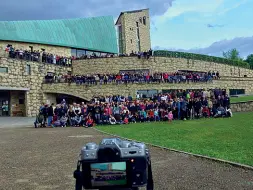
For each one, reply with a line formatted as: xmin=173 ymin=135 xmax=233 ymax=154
xmin=223 ymin=48 xmax=242 ymax=60
xmin=245 ymin=54 xmax=253 ymax=69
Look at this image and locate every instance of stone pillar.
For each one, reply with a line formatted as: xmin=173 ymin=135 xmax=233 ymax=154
xmin=25 ymin=90 xmax=43 ymax=117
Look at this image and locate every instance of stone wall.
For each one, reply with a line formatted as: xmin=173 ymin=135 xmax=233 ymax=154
xmin=0 ymin=41 xmax=71 ymax=57
xmin=42 ymin=79 xmax=253 ymax=101
xmin=230 ymin=101 xmax=253 ymax=112
xmin=73 ymin=56 xmax=253 ymax=78
xmin=0 ymin=57 xmax=71 ymax=116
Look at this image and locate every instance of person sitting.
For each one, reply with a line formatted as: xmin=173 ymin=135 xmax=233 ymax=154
xmin=109 ymin=115 xmax=117 ymax=125
xmin=85 ymin=116 xmax=94 ymax=128
xmin=214 ymin=105 xmax=226 ymax=118
xmin=168 ymin=111 xmax=173 ymax=123
xmin=60 ymin=116 xmax=68 ymax=127
xmin=101 ymin=113 xmax=109 ymax=125
xmin=128 ymin=113 xmax=136 ymax=123
xmin=123 ymin=116 xmax=129 ymax=124
xmin=139 ymin=109 xmax=147 ymax=122
xmin=202 ymin=106 xmax=210 ymax=118
xmin=154 ymin=108 xmax=160 ymax=121
xmin=52 ymin=116 xmax=67 ymax=127
xmin=148 ymin=109 xmax=154 ymax=122
xmin=74 ymin=115 xmax=82 ymax=127
xmin=34 ymin=111 xmax=44 ymax=128
xmin=226 ymin=107 xmax=233 ymax=117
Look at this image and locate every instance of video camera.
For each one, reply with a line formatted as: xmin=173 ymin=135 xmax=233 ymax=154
xmin=74 ymin=138 xmax=154 ymax=190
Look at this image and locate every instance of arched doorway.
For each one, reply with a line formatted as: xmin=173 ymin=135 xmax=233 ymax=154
xmin=44 ymin=93 xmax=89 ymax=106
xmin=55 ymin=94 xmax=88 ymax=104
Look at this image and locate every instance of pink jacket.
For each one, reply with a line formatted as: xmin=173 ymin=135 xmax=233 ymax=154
xmin=168 ymin=113 xmax=173 ymax=120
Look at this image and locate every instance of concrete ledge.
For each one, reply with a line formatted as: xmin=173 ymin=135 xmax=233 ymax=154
xmin=231 ymin=100 xmax=253 ymax=104
xmin=93 ymin=128 xmax=253 ymax=171
xmin=0 ymin=86 xmax=30 ymax=91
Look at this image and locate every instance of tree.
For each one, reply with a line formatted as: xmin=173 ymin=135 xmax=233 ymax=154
xmin=245 ymin=54 xmax=253 ymax=69
xmin=223 ymin=48 xmax=242 ymax=60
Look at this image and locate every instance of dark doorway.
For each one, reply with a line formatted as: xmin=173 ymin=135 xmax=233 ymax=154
xmin=55 ymin=94 xmax=88 ymax=104
xmin=0 ymin=91 xmax=10 ymax=116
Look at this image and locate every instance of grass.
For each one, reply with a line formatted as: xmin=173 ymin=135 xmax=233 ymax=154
xmin=97 ymin=112 xmax=253 ymax=166
xmin=231 ymin=95 xmax=253 ymax=103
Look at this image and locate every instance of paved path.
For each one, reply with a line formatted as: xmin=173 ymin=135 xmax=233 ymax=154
xmin=0 ymin=117 xmax=35 ymax=128
xmin=0 ymin=126 xmax=253 ymax=190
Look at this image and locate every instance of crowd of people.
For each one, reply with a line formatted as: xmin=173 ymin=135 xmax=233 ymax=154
xmin=34 ymin=88 xmax=232 ymax=128
xmin=5 ymin=44 xmax=153 ymax=63
xmin=5 ymin=44 xmax=72 ymax=66
xmin=75 ymin=49 xmax=153 ymax=60
xmin=44 ymin=70 xmax=220 ymax=85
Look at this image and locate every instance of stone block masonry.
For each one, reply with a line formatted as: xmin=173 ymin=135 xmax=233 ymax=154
xmin=42 ymin=79 xmax=253 ymax=102
xmin=2 ymin=55 xmax=253 ymax=117
xmin=0 ymin=57 xmax=71 ymax=116
xmin=230 ymin=101 xmax=253 ymax=112
xmin=73 ymin=57 xmax=253 ymax=78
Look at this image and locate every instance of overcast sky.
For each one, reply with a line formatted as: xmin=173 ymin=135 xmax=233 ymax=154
xmin=1 ymin=0 xmax=252 ymax=57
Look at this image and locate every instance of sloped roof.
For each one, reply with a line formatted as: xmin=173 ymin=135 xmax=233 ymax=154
xmin=0 ymin=16 xmax=118 ymax=53
xmin=115 ymin=8 xmax=149 ymax=25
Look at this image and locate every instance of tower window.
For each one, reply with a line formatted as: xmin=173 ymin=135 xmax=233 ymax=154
xmin=136 ymin=22 xmax=139 ymax=27
xmin=131 ymin=39 xmax=132 ymax=43
xmin=143 ymin=16 xmax=146 ymax=25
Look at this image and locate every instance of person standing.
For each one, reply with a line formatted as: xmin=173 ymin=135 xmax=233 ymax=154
xmin=41 ymin=104 xmax=48 ymax=127
xmin=47 ymin=103 xmax=54 ymax=127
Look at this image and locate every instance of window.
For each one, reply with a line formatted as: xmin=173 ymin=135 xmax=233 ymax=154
xmin=71 ymin=49 xmax=77 ymax=57
xmin=229 ymin=89 xmax=245 ymax=96
xmin=131 ymin=39 xmax=132 ymax=43
xmin=139 ymin=17 xmax=142 ymax=23
xmin=143 ymin=16 xmax=146 ymax=25
xmin=0 ymin=67 xmax=8 ymax=73
xmin=77 ymin=49 xmax=86 ymax=57
xmin=136 ymin=22 xmax=139 ymax=27
xmin=26 ymin=65 xmax=31 ymax=75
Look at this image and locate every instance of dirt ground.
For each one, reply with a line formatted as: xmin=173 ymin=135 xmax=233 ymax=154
xmin=0 ymin=127 xmax=253 ymax=190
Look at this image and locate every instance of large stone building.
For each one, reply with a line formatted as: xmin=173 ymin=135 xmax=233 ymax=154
xmin=0 ymin=9 xmax=253 ymax=117
xmin=115 ymin=9 xmax=151 ymax=54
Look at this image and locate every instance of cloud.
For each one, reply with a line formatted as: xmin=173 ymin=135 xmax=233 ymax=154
xmin=154 ymin=0 xmax=224 ymax=23
xmin=0 ymin=0 xmax=175 ymax=21
xmin=217 ymin=0 xmax=248 ymax=15
xmin=207 ymin=24 xmax=225 ymax=28
xmin=154 ymin=36 xmax=253 ymax=58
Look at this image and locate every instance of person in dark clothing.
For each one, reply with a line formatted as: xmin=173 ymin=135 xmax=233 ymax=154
xmin=194 ymin=99 xmax=202 ymax=119
xmin=93 ymin=104 xmax=102 ymax=124
xmin=223 ymin=94 xmax=230 ymax=109
xmin=187 ymin=98 xmax=194 ymax=119
xmin=180 ymin=98 xmax=187 ymax=120
xmin=41 ymin=104 xmax=48 ymax=127
xmin=47 ymin=103 xmax=54 ymax=127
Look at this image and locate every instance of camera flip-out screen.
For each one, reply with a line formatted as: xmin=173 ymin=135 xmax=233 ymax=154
xmin=90 ymin=162 xmax=127 ymax=187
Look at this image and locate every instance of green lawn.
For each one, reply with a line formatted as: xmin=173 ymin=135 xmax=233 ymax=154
xmin=231 ymin=95 xmax=253 ymax=103
xmin=97 ymin=112 xmax=253 ymax=166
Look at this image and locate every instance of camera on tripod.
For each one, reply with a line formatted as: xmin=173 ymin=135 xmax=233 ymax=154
xmin=74 ymin=138 xmax=154 ymax=190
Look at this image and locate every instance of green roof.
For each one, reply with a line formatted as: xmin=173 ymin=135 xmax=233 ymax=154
xmin=0 ymin=16 xmax=118 ymax=53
